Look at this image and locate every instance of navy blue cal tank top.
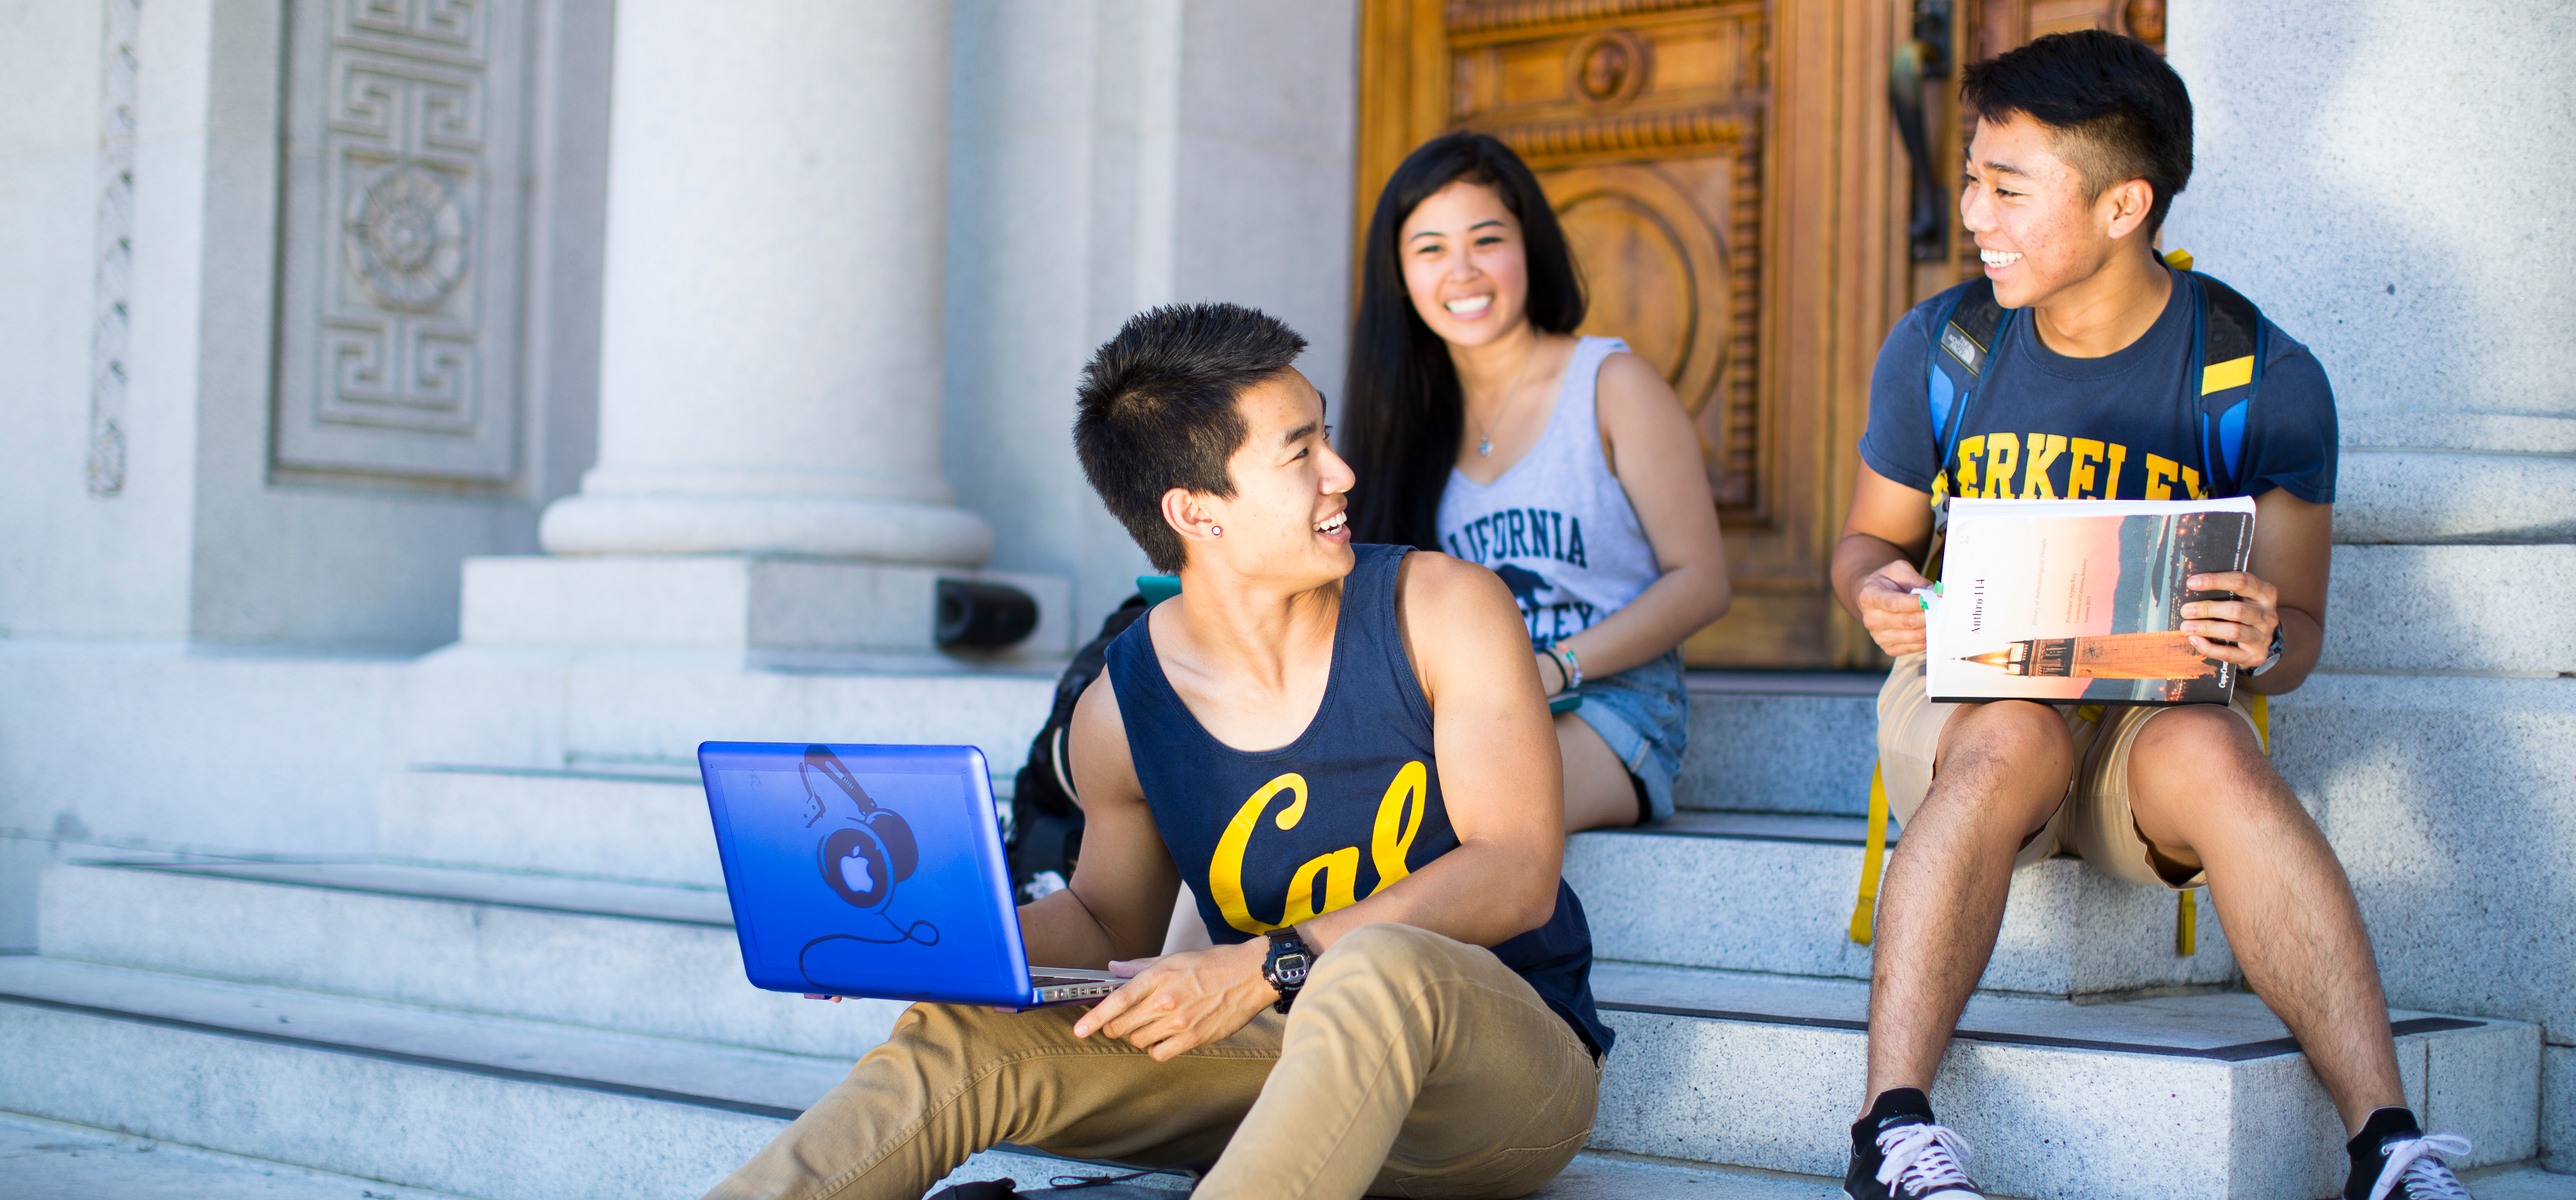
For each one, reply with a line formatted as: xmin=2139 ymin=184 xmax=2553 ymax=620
xmin=1104 ymin=543 xmax=1614 ymax=1056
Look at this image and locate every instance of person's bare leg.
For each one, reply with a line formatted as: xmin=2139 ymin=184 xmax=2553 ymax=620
xmin=1862 ymin=701 xmax=2072 ymax=1105
xmin=2124 ymin=707 xmax=2404 ymax=1134
xmin=1559 ymin=712 xmax=1640 ymax=831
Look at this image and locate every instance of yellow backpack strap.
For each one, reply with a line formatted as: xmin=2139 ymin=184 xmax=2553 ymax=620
xmin=1850 ymin=760 xmax=1892 ymax=945
xmin=2175 ymin=692 xmax=2270 ymax=955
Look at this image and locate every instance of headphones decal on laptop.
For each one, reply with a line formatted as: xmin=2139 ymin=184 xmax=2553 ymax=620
xmin=797 ymin=745 xmax=939 ymax=986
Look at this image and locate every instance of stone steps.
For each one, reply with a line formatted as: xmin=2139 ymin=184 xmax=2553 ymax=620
xmin=0 ymin=948 xmax=2537 ymax=1200
xmin=55 ymin=799 xmax=2228 ymax=1035
xmin=0 ymin=956 xmax=810 ymax=1200
xmin=17 ymin=666 xmax=2560 ymax=1198
xmin=36 ymin=859 xmax=902 ymax=1060
xmin=1567 ymin=814 xmax=2237 ymax=998
xmin=0 ymin=957 xmax=1846 ymax=1200
xmin=381 ymin=765 xmax=727 ymax=888
xmin=1676 ymin=674 xmax=1881 ymax=817
xmin=1587 ymin=961 xmax=2538 ymax=1200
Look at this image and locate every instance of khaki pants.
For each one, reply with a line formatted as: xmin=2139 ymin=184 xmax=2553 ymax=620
xmin=705 ymin=923 xmax=1601 ymax=1200
xmin=1876 ymin=650 xmax=2263 ymax=888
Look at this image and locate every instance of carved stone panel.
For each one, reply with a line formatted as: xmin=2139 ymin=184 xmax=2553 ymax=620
xmin=275 ymin=0 xmax=525 ymax=484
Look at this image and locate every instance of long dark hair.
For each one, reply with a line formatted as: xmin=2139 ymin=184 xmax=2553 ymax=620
xmin=1342 ymin=133 xmax=1586 ymax=550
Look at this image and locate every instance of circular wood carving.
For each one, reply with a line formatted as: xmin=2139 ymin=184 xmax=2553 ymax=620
xmin=1566 ymin=29 xmax=1648 ymax=107
xmin=2123 ymin=0 xmax=2167 ymax=49
xmin=1544 ymin=164 xmax=1728 ymax=424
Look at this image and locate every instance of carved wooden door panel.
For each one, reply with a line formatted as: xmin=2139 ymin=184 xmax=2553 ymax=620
xmin=1360 ymin=0 xmax=1910 ymax=668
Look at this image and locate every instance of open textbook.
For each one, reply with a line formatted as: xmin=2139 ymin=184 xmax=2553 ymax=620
xmin=1924 ymin=496 xmax=2256 ymax=705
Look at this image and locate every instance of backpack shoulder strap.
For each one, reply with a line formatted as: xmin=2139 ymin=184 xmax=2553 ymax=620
xmin=2188 ymin=271 xmax=2269 ymax=495
xmin=1924 ymin=279 xmax=2005 ymax=501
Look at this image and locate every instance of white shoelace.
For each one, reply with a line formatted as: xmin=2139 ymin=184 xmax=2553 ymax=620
xmin=1876 ymin=1122 xmax=1981 ymax=1200
xmin=2368 ymin=1133 xmax=2473 ymax=1200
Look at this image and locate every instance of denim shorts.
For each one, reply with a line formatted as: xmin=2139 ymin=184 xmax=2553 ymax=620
xmin=1569 ymin=649 xmax=1689 ymax=822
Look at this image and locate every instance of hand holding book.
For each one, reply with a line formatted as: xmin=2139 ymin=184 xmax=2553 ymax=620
xmin=1920 ymin=497 xmax=2258 ymax=706
xmin=2178 ymin=570 xmax=2280 ymax=674
xmin=1851 ymin=557 xmax=1937 ymax=657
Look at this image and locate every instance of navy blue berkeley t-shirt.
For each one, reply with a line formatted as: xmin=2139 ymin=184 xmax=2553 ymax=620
xmin=1859 ymin=271 xmax=2338 ymax=505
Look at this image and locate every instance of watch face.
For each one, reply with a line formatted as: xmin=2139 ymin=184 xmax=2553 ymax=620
xmin=1274 ymin=952 xmax=1309 ymax=986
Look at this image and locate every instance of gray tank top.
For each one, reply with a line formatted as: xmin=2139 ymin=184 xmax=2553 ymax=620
xmin=1435 ymin=336 xmax=1661 ymax=648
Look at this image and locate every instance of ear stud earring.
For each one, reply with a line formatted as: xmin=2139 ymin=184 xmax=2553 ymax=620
xmin=1210 ymin=526 xmax=1223 ymax=537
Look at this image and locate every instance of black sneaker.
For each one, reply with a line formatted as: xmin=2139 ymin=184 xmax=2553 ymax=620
xmin=1844 ymin=1088 xmax=1983 ymax=1200
xmin=2345 ymin=1107 xmax=2472 ymax=1200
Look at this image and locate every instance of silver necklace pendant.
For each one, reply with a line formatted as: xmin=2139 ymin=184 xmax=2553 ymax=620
xmin=1477 ymin=437 xmax=1493 ymax=457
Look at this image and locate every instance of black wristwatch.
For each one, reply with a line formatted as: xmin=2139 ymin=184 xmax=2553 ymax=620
xmin=2249 ymin=623 xmax=2284 ymax=677
xmin=1261 ymin=927 xmax=1313 ymax=1013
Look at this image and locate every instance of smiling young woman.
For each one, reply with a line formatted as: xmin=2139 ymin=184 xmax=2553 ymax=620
xmin=1340 ymin=133 xmax=1732 ymax=833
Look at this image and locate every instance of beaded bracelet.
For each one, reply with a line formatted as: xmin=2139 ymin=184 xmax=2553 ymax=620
xmin=1550 ymin=642 xmax=1583 ymax=692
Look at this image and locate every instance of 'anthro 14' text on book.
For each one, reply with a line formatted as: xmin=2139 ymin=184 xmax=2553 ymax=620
xmin=1924 ymin=496 xmax=2256 ymax=705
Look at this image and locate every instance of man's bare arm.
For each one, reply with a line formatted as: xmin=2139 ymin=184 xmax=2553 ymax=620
xmin=1014 ymin=676 xmax=1183 ymax=969
xmin=2187 ymin=488 xmax=2330 ymax=695
xmin=1832 ymin=462 xmax=1940 ymax=657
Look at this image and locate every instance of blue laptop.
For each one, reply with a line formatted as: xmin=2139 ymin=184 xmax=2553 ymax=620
xmin=699 ymin=742 xmax=1120 ymax=1008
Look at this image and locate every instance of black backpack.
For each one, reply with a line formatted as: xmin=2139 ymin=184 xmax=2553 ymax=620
xmin=1006 ymin=594 xmax=1151 ymax=898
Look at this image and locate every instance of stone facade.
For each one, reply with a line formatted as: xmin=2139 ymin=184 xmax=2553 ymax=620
xmin=0 ymin=0 xmax=2569 ymax=1183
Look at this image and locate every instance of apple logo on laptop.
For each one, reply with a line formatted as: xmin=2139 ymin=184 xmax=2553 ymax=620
xmin=801 ymin=745 xmax=919 ymax=914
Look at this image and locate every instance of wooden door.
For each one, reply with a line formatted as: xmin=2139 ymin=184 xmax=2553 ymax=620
xmin=1355 ymin=0 xmax=2160 ymax=670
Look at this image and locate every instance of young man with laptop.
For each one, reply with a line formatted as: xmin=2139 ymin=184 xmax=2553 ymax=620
xmin=1831 ymin=30 xmax=2474 ymax=1200
xmin=701 ymin=302 xmax=1610 ymax=1200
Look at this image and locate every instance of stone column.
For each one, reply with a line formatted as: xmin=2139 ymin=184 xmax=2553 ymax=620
xmin=537 ymin=0 xmax=990 ymax=566
xmin=466 ymin=1 xmax=1064 ymax=659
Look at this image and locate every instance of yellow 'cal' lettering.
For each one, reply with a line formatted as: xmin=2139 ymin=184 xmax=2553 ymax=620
xmin=1207 ymin=761 xmax=1435 ymax=934
xmin=1370 ymin=761 xmax=1428 ymax=890
xmin=1211 ymin=773 xmax=1307 ymax=934
xmin=1955 ymin=436 xmax=1984 ymax=496
xmin=1280 ymin=848 xmax=1359 ymax=927
xmin=2102 ymin=443 xmax=2127 ymax=497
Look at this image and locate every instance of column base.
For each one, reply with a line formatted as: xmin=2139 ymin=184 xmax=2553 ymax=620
xmin=460 ymin=555 xmax=1069 ymax=657
xmin=538 ymin=494 xmax=994 ymax=567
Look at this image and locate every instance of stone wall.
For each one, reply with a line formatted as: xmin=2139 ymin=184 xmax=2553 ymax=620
xmin=2167 ymin=0 xmax=2576 ymax=1167
xmin=0 ymin=0 xmax=613 ymax=650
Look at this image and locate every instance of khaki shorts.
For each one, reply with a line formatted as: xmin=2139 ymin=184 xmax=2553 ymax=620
xmin=1875 ymin=651 xmax=2260 ymax=889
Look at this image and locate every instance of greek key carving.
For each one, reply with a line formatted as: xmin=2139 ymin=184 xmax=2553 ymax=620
xmin=277 ymin=0 xmax=520 ymax=483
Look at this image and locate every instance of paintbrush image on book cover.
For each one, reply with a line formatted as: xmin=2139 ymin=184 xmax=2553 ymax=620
xmin=1924 ymin=497 xmax=2256 ymax=705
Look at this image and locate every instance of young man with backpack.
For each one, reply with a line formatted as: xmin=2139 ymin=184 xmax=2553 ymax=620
xmin=1831 ymin=30 xmax=2477 ymax=1200
xmin=703 ymin=303 xmax=1611 ymax=1200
